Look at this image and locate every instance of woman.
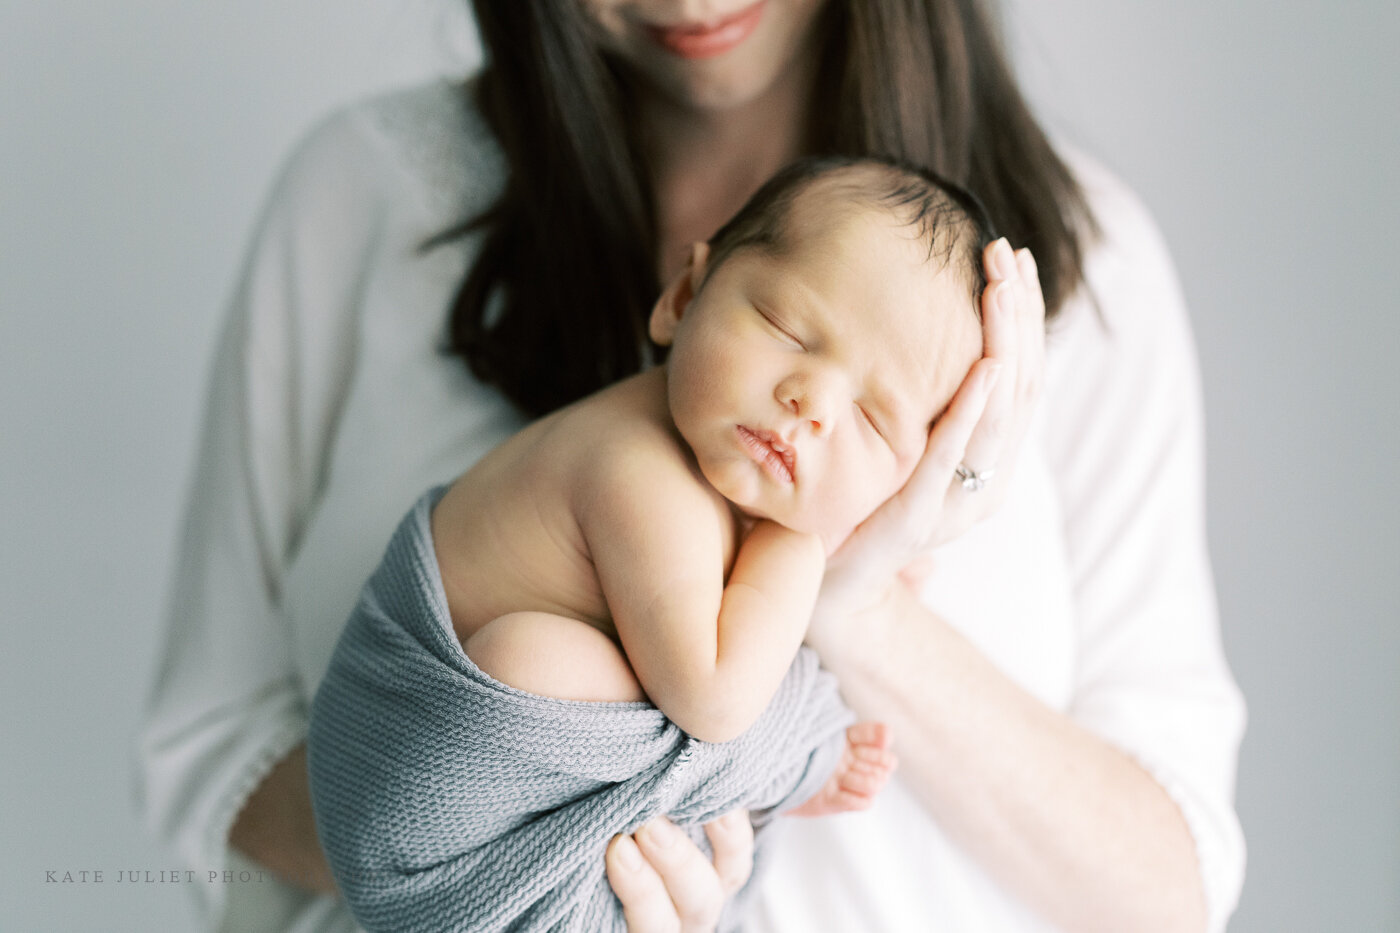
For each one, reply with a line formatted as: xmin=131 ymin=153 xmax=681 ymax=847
xmin=137 ymin=1 xmax=1246 ymax=931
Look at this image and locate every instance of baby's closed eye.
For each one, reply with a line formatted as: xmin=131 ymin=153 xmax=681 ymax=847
xmin=856 ymin=403 xmax=886 ymax=441
xmin=755 ymin=306 xmax=803 ymax=347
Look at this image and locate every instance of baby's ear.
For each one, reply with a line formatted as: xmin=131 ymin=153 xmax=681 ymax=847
xmin=649 ymin=242 xmax=710 ymax=346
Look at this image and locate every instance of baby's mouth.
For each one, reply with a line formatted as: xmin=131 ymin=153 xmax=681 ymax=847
xmin=737 ymin=425 xmax=796 ymax=484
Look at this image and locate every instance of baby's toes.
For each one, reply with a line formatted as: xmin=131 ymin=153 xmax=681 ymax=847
xmin=838 ymin=760 xmax=892 ymax=798
xmin=846 ymin=721 xmax=891 ymax=752
xmin=851 ymin=739 xmax=897 ymax=774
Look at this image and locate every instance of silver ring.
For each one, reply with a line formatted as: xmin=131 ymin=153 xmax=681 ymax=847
xmin=954 ymin=463 xmax=994 ymax=492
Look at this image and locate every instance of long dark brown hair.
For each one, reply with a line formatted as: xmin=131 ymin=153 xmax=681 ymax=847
xmin=444 ymin=0 xmax=1096 ymax=417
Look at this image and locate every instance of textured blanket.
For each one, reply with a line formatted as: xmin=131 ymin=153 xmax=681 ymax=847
xmin=308 ymin=486 xmax=852 ymax=932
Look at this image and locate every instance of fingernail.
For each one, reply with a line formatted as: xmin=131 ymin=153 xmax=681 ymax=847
xmin=644 ymin=818 xmax=677 ymax=848
xmin=614 ymin=835 xmax=643 ymax=870
xmin=994 ymin=238 xmax=1017 ymax=279
xmin=996 ymin=280 xmax=1015 ymax=315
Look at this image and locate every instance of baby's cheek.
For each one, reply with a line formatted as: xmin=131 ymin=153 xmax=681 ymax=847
xmin=824 ymin=452 xmax=885 ymax=521
xmin=857 ymin=484 xmax=893 ymax=528
xmin=825 ymin=480 xmax=888 ymax=540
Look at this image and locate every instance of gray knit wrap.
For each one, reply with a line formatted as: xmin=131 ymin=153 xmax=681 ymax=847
xmin=308 ymin=486 xmax=852 ymax=932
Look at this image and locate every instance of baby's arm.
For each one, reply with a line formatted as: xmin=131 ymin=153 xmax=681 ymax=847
xmin=580 ymin=451 xmax=825 ymax=743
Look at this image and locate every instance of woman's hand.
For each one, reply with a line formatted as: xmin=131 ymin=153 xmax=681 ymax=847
xmin=808 ymin=239 xmax=1046 ymax=649
xmin=228 ymin=743 xmax=339 ymax=895
xmin=605 ymin=812 xmax=753 ymax=932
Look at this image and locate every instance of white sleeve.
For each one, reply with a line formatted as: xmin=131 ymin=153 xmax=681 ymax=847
xmin=134 ymin=107 xmax=392 ymax=926
xmin=1042 ymin=163 xmax=1247 ymax=931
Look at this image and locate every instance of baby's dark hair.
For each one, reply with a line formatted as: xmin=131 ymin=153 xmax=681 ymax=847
xmin=703 ymin=155 xmax=999 ymax=314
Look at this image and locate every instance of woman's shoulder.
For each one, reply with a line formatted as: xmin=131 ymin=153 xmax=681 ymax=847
xmin=1054 ymin=144 xmax=1185 ymax=329
xmin=1040 ymin=142 xmax=1204 ymax=433
xmin=271 ymin=76 xmax=505 ymax=226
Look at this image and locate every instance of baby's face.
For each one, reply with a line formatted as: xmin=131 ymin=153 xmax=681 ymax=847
xmin=651 ymin=199 xmax=983 ymax=550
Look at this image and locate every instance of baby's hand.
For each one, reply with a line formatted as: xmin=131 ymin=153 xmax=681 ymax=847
xmin=787 ymin=722 xmax=897 ymax=818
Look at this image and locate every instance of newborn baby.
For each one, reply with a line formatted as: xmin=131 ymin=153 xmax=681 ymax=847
xmin=434 ymin=155 xmax=987 ymax=797
xmin=309 ymin=155 xmax=994 ymax=930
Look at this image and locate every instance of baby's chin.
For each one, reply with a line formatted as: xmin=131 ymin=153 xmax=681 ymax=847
xmin=742 ymin=503 xmax=857 ymax=553
xmin=704 ymin=466 xmax=864 ymax=546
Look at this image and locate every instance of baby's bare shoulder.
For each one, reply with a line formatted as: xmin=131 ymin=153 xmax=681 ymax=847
xmin=562 ymin=375 xmax=689 ymax=480
xmin=569 ymin=416 xmax=700 ymax=510
xmin=561 ymin=376 xmax=724 ymax=530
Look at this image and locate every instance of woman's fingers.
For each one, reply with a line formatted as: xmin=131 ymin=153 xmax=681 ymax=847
xmin=1016 ymin=248 xmax=1046 ymax=404
xmin=960 ymin=244 xmax=1047 ymax=501
xmin=606 ymin=833 xmax=684 ymax=933
xmin=1018 ymin=247 xmax=1044 ymax=315
xmin=842 ymin=355 xmax=999 ymax=574
xmin=996 ymin=247 xmax=1045 ymax=459
xmin=827 ymin=354 xmax=998 ymax=589
xmin=810 ymin=242 xmax=1020 ymax=625
xmin=893 ymin=357 xmax=1002 ymax=528
xmin=607 ymin=813 xmax=751 ymax=933
xmin=701 ymin=811 xmax=754 ymax=896
xmin=634 ymin=818 xmax=725 ymax=932
xmin=963 ymin=238 xmax=1021 ymax=475
xmin=981 ymin=238 xmax=1020 ymax=366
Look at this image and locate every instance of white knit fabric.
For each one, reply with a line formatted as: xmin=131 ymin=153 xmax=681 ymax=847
xmin=135 ymin=78 xmax=1245 ymax=933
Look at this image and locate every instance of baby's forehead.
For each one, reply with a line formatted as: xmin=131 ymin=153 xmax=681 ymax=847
xmin=775 ymin=177 xmax=971 ymax=279
xmin=777 ymin=174 xmax=910 ymax=243
xmin=773 ymin=194 xmax=973 ymax=307
xmin=756 ymin=196 xmax=983 ymax=423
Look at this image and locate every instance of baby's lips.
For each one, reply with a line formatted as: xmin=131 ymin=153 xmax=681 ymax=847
xmin=737 ymin=424 xmax=798 ymax=483
xmin=753 ymin=425 xmax=798 ymax=475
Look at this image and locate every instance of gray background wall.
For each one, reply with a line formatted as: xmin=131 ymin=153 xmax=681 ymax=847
xmin=2 ymin=2 xmax=1395 ymax=930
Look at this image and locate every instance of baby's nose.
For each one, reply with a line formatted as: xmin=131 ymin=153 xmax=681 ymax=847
xmin=779 ymin=378 xmax=836 ymax=437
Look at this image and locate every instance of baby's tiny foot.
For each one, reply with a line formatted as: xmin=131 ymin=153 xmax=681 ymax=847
xmin=788 ymin=722 xmax=897 ymax=818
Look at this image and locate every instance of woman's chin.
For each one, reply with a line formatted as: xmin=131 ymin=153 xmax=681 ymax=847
xmin=636 ymin=52 xmax=788 ymax=115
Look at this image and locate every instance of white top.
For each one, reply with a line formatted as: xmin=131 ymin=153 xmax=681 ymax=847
xmin=136 ymin=79 xmax=1246 ymax=933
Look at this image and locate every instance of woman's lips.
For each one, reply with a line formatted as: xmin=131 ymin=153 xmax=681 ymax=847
xmin=737 ymin=425 xmax=795 ymax=485
xmin=644 ymin=1 xmax=766 ymax=59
